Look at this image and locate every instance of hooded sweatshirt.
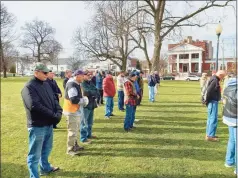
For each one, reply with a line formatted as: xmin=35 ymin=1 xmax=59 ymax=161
xmin=222 ymin=78 xmax=237 ymax=126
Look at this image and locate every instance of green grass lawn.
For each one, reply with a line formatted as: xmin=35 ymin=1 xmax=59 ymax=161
xmin=1 ymin=77 xmax=235 ymax=178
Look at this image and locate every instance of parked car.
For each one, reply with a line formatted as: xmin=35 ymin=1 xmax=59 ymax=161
xmin=185 ymin=75 xmax=200 ymax=81
xmin=24 ymin=72 xmax=34 ymax=77
xmin=161 ymin=75 xmax=175 ymax=80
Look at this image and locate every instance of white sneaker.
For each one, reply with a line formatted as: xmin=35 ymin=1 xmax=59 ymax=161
xmin=225 ymin=163 xmax=235 ymax=168
xmin=134 ymin=119 xmax=139 ymax=122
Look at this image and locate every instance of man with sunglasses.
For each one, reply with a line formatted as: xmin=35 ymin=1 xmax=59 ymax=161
xmin=21 ymin=62 xmax=62 ymax=178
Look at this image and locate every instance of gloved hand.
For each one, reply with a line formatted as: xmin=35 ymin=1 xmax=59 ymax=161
xmin=83 ymin=96 xmax=89 ymax=107
xmin=53 ymin=112 xmax=62 ymax=125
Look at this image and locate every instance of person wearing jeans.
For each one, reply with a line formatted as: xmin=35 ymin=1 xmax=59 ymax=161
xmin=117 ymin=71 xmax=125 ymax=111
xmin=205 ymin=70 xmax=225 ymax=141
xmin=123 ymin=73 xmax=138 ymax=132
xmin=222 ymin=78 xmax=237 ymax=175
xmin=80 ymin=71 xmax=98 ymax=144
xmin=21 ymin=63 xmax=62 ymax=178
xmin=96 ymin=71 xmax=104 ymax=105
xmin=147 ymin=72 xmax=156 ymax=102
xmin=103 ymin=71 xmax=116 ymax=119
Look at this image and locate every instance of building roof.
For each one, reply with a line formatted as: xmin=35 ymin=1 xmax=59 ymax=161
xmin=168 ymin=43 xmax=204 ymax=53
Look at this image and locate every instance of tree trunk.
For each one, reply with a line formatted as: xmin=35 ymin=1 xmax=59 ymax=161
xmin=151 ymin=39 xmax=162 ymax=72
xmin=0 ymin=39 xmax=7 ymax=78
xmin=151 ymin=0 xmax=166 ymax=72
xmin=121 ymin=58 xmax=127 ymax=71
xmin=37 ymin=45 xmax=41 ymax=62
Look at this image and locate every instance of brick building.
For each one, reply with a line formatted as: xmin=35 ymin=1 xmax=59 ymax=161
xmin=167 ymin=36 xmax=236 ymax=75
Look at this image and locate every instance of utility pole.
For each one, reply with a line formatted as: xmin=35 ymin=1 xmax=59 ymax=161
xmin=221 ymin=39 xmax=225 ymax=70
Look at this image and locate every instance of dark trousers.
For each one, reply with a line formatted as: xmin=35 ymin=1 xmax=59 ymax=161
xmin=53 ymin=96 xmax=59 ymax=128
xmin=97 ymin=89 xmax=104 ymax=104
xmin=118 ymin=91 xmax=125 ymax=110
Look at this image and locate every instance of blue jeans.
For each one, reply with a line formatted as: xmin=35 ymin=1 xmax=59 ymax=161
xmin=27 ymin=126 xmax=53 ymax=178
xmin=148 ymin=86 xmax=155 ymax=102
xmin=206 ymin=100 xmax=218 ymax=137
xmin=105 ymin=97 xmax=114 ymax=116
xmin=118 ymin=91 xmax=125 ymax=110
xmin=225 ymin=126 xmax=237 ymax=170
xmin=124 ymin=104 xmax=136 ymax=130
xmin=80 ymin=108 xmax=94 ymax=142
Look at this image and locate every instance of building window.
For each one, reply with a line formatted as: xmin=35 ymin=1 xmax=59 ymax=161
xmin=220 ymin=64 xmax=225 ymax=70
xmin=61 ymin=67 xmax=64 ymax=71
xmin=194 ymin=63 xmax=198 ymax=72
xmin=210 ymin=63 xmax=215 ymax=71
xmin=192 ymin=53 xmax=199 ymax=59
xmin=50 ymin=67 xmax=53 ymax=70
xmin=179 ymin=54 xmax=189 ymax=59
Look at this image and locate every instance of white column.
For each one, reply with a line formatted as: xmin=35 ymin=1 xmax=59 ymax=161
xmin=177 ymin=54 xmax=179 ymax=72
xmin=198 ymin=51 xmax=202 ymax=73
xmin=189 ymin=53 xmax=192 ymax=73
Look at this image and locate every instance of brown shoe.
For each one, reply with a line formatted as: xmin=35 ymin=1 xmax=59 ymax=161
xmin=206 ymin=136 xmax=219 ymax=142
xmin=88 ymin=135 xmax=97 ymax=139
xmin=206 ymin=135 xmax=218 ymax=138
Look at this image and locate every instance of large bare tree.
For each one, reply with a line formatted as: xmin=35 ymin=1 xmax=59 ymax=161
xmin=73 ymin=1 xmax=140 ymax=71
xmin=0 ymin=3 xmax=17 ymax=78
xmin=21 ymin=19 xmax=62 ymax=62
xmin=137 ymin=0 xmax=233 ymax=72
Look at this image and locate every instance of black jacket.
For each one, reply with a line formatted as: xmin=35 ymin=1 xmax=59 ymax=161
xmin=206 ymin=75 xmax=221 ymax=102
xmin=63 ymin=77 xmax=70 ymax=89
xmin=46 ymin=78 xmax=62 ymax=101
xmin=21 ymin=77 xmax=62 ymax=128
xmin=223 ymin=84 xmax=237 ymax=119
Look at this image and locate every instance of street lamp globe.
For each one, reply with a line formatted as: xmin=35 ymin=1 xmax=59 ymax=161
xmin=215 ymin=22 xmax=223 ymax=36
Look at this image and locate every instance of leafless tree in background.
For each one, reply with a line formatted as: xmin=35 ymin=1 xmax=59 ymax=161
xmin=21 ymin=19 xmax=63 ymax=62
xmin=137 ymin=0 xmax=233 ymax=72
xmin=0 ymin=3 xmax=17 ymax=78
xmin=73 ymin=1 xmax=140 ymax=70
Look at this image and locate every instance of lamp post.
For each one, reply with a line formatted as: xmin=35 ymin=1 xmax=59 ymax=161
xmin=215 ymin=21 xmax=222 ymax=71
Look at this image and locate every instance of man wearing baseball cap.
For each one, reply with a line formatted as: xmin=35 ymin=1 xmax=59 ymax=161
xmin=80 ymin=70 xmax=98 ymax=144
xmin=63 ymin=69 xmax=88 ymax=156
xmin=21 ymin=62 xmax=62 ymax=177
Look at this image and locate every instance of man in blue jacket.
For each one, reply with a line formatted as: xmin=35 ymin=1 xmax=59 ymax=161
xmin=21 ymin=63 xmax=62 ymax=178
xmin=147 ymin=72 xmax=156 ymax=102
xmin=96 ymin=71 xmax=104 ymax=105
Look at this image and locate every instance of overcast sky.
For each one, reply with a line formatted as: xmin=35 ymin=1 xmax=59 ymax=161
xmin=3 ymin=1 xmax=237 ymax=59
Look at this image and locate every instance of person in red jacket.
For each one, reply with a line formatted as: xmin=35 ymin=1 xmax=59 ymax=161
xmin=103 ymin=71 xmax=116 ymax=119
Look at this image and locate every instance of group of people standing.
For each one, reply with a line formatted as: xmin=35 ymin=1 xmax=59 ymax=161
xmin=21 ymin=62 xmax=157 ymax=178
xmin=201 ymin=70 xmax=237 ymax=175
xmin=21 ymin=62 xmax=236 ymax=178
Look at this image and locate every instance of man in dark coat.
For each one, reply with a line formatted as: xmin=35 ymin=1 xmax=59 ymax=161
xmin=80 ymin=70 xmax=98 ymax=144
xmin=46 ymin=70 xmax=62 ymax=128
xmin=21 ymin=63 xmax=62 ymax=178
xmin=63 ymin=69 xmax=72 ymax=89
xmin=205 ymin=70 xmax=226 ymax=141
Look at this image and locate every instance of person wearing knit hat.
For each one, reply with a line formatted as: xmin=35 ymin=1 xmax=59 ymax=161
xmin=123 ymin=72 xmax=139 ymax=132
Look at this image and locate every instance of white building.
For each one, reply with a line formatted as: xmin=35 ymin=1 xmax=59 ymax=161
xmin=16 ymin=58 xmax=71 ymax=75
